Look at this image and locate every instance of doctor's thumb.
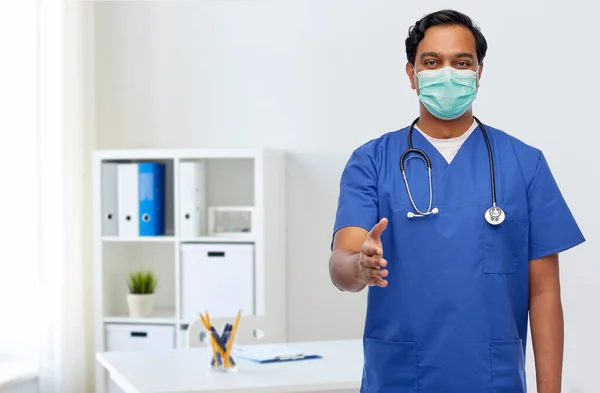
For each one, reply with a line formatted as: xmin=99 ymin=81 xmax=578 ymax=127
xmin=369 ymin=218 xmax=388 ymax=240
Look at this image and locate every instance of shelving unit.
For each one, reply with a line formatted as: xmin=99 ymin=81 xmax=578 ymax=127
xmin=92 ymin=149 xmax=286 ymax=393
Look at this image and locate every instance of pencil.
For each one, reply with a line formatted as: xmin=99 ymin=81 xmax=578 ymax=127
xmin=223 ymin=310 xmax=241 ymax=368
xmin=205 ymin=310 xmax=212 ymax=327
xmin=204 ymin=310 xmax=219 ymax=364
xmin=200 ymin=313 xmax=222 ymax=366
xmin=199 ymin=313 xmax=211 ymax=332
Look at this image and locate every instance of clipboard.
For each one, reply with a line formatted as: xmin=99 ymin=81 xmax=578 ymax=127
xmin=233 ymin=345 xmax=322 ymax=364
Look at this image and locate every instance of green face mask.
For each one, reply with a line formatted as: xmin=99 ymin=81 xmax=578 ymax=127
xmin=416 ymin=66 xmax=478 ymax=120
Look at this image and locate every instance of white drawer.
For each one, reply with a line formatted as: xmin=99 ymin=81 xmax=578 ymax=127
xmin=181 ymin=243 xmax=254 ymax=320
xmin=105 ymin=324 xmax=175 ymax=352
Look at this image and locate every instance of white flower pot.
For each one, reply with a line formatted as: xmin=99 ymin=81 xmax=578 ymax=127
xmin=127 ymin=294 xmax=155 ymax=318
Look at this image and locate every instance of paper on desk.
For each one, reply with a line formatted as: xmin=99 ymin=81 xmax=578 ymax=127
xmin=233 ymin=344 xmax=322 ymax=363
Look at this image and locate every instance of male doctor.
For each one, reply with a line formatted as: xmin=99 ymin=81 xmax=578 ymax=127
xmin=329 ymin=9 xmax=585 ymax=393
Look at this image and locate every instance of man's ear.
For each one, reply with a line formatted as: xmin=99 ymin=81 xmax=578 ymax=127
xmin=477 ymin=62 xmax=484 ymax=88
xmin=406 ymin=62 xmax=417 ymax=90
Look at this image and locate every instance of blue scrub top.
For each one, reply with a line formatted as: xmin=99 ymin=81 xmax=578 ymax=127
xmin=333 ymin=123 xmax=585 ymax=393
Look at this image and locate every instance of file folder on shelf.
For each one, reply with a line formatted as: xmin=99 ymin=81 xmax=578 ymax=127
xmin=179 ymin=161 xmax=206 ymax=238
xmin=101 ymin=163 xmax=119 ymax=236
xmin=117 ymin=163 xmax=139 ymax=237
xmin=138 ymin=162 xmax=166 ymax=236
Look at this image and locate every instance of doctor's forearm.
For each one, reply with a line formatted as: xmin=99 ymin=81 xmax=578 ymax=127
xmin=529 ymin=289 xmax=564 ymax=393
xmin=329 ymin=250 xmax=365 ymax=292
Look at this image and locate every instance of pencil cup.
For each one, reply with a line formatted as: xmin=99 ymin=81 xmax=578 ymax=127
xmin=207 ymin=330 xmax=237 ymax=373
xmin=200 ymin=310 xmax=241 ymax=373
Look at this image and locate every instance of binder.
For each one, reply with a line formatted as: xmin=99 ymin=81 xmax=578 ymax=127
xmin=179 ymin=161 xmax=206 ymax=238
xmin=117 ymin=163 xmax=139 ymax=237
xmin=101 ymin=163 xmax=119 ymax=236
xmin=138 ymin=163 xmax=166 ymax=236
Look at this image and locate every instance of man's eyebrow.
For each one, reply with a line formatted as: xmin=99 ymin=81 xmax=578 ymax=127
xmin=420 ymin=52 xmax=439 ymax=59
xmin=419 ymin=52 xmax=475 ymax=60
xmin=454 ymin=52 xmax=475 ymax=60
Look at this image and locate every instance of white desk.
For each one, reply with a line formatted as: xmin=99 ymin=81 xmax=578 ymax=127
xmin=96 ymin=339 xmax=363 ymax=393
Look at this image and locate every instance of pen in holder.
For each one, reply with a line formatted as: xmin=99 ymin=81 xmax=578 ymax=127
xmin=200 ymin=310 xmax=241 ymax=373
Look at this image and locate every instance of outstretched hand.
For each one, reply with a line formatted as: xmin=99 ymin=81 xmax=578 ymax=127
xmin=356 ymin=218 xmax=389 ymax=287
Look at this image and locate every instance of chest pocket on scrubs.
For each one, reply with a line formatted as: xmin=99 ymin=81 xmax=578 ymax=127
xmin=482 ymin=213 xmax=529 ymax=274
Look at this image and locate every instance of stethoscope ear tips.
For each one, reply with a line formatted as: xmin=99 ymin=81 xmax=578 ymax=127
xmin=407 ymin=212 xmax=415 ymax=218
xmin=431 ymin=207 xmax=439 ymax=214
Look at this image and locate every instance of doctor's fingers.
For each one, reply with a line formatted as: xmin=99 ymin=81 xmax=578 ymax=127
xmin=365 ymin=271 xmax=388 ymax=287
xmin=359 ymin=264 xmax=388 ymax=283
xmin=368 ymin=218 xmax=388 ymax=241
xmin=361 ymin=242 xmax=383 ymax=257
xmin=368 ymin=267 xmax=388 ymax=278
xmin=369 ymin=276 xmax=388 ymax=287
xmin=361 ymin=256 xmax=388 ymax=268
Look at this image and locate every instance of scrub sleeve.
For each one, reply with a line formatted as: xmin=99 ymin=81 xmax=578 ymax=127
xmin=333 ymin=144 xmax=379 ymax=238
xmin=527 ymin=152 xmax=585 ymax=259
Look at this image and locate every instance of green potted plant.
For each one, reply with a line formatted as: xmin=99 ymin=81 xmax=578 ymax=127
xmin=126 ymin=270 xmax=157 ymax=317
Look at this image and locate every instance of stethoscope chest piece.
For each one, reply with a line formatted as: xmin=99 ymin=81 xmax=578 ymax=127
xmin=485 ymin=206 xmax=505 ymax=225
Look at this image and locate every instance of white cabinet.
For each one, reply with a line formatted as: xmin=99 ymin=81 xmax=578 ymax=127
xmin=181 ymin=243 xmax=255 ymax=320
xmin=105 ymin=324 xmax=175 ymax=351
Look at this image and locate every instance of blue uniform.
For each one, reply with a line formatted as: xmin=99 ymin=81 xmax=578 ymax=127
xmin=333 ymin=123 xmax=585 ymax=393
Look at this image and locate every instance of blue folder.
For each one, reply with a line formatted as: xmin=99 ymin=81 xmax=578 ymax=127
xmin=138 ymin=163 xmax=166 ymax=236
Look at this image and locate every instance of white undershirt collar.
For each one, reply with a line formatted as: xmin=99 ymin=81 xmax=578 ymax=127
xmin=414 ymin=120 xmax=478 ymax=164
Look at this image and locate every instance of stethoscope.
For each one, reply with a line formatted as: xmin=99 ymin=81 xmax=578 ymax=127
xmin=399 ymin=116 xmax=505 ymax=226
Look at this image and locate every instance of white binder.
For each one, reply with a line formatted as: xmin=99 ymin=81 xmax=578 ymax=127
xmin=180 ymin=243 xmax=254 ymax=320
xmin=117 ymin=163 xmax=139 ymax=237
xmin=101 ymin=163 xmax=119 ymax=236
xmin=179 ymin=161 xmax=206 ymax=238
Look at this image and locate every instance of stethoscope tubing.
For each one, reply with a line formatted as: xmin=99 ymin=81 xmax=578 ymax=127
xmin=400 ymin=116 xmax=498 ymax=208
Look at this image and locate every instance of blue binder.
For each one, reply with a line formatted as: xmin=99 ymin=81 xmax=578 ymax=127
xmin=138 ymin=163 xmax=166 ymax=236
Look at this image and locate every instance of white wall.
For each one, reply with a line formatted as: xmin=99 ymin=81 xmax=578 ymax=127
xmin=93 ymin=1 xmax=598 ymax=391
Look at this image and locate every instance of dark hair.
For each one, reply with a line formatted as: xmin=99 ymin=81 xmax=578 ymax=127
xmin=405 ymin=10 xmax=488 ymax=65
